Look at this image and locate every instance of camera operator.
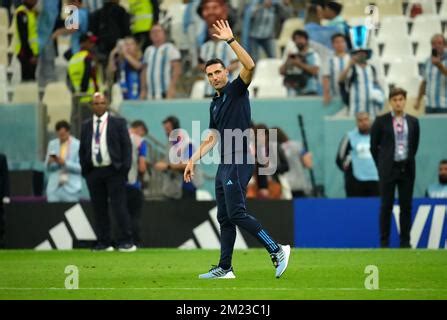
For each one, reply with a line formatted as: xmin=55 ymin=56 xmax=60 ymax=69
xmin=279 ymin=30 xmax=320 ymax=96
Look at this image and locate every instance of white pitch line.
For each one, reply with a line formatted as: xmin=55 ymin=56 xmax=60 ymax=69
xmin=1 ymin=287 xmax=447 ymax=292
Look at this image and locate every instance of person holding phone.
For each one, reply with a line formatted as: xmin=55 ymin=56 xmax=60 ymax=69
xmin=415 ymin=34 xmax=447 ymax=114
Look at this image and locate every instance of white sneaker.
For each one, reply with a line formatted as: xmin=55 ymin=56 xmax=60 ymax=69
xmin=199 ymin=266 xmax=236 ymax=279
xmin=271 ymin=244 xmax=291 ymax=278
xmin=117 ymin=244 xmax=137 ymax=252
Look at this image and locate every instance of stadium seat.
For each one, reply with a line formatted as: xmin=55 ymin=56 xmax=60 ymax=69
xmin=381 ymin=35 xmax=414 ymax=62
xmin=276 ymin=18 xmax=304 ymax=57
xmin=250 ymin=59 xmax=287 ymax=98
xmin=190 ymin=80 xmax=206 ymax=99
xmin=375 ymin=0 xmax=404 ymax=16
xmin=0 ymin=64 xmax=7 ymax=103
xmin=415 ymin=37 xmax=432 ymax=64
xmin=341 ymin=0 xmax=365 ymax=19
xmin=0 ymin=48 xmax=7 ymax=66
xmin=164 ymin=3 xmax=188 ymax=50
xmin=405 ymin=0 xmax=437 ymax=16
xmin=386 ymin=57 xmax=420 ymax=85
xmin=196 ymin=189 xmax=213 ymax=201
xmin=42 ymin=82 xmax=72 ymax=131
xmin=0 ymin=27 xmax=7 ymax=49
xmin=12 ymin=82 xmax=39 ymax=103
xmin=440 ymin=1 xmax=447 ymax=18
xmin=0 ymin=8 xmax=8 ymax=29
xmin=376 ymin=16 xmax=409 ymax=43
xmin=160 ymin=0 xmax=183 ymax=12
xmin=410 ymin=14 xmax=442 ymax=43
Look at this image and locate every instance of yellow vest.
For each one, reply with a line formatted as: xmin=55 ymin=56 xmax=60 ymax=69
xmin=129 ymin=0 xmax=154 ymax=34
xmin=14 ymin=5 xmax=39 ymax=56
xmin=68 ymin=50 xmax=97 ymax=103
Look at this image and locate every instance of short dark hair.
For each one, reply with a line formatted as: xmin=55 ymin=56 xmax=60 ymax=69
xmin=55 ymin=120 xmax=70 ymax=132
xmin=205 ymin=58 xmax=226 ymax=70
xmin=162 ymin=116 xmax=180 ymax=130
xmin=131 ymin=120 xmax=148 ymax=134
xmin=292 ymin=30 xmax=309 ymax=41
xmin=331 ymin=33 xmax=346 ymax=43
xmin=325 ymin=1 xmax=343 ymax=15
xmin=440 ymin=159 xmax=447 ymax=166
xmin=389 ymin=87 xmax=407 ymax=100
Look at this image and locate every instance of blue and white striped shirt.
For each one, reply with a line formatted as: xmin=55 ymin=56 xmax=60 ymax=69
xmin=143 ymin=43 xmax=181 ymax=100
xmin=250 ymin=6 xmax=276 ymax=39
xmin=423 ymin=50 xmax=447 ymax=110
xmin=323 ymin=53 xmax=350 ymax=96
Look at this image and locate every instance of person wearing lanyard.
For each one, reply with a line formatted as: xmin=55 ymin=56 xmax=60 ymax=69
xmin=45 ymin=121 xmax=82 ymax=203
xmin=79 ymin=92 xmax=134 ymax=252
xmin=370 ymin=87 xmax=420 ymax=248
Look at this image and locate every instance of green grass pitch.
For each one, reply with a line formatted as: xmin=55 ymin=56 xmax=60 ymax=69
xmin=0 ymin=249 xmax=446 ymax=300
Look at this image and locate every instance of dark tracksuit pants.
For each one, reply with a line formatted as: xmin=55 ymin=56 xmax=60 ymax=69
xmin=216 ymin=163 xmax=279 ymax=269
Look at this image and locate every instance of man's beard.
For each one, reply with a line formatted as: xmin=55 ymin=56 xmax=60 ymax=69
xmin=439 ymin=175 xmax=447 ymax=185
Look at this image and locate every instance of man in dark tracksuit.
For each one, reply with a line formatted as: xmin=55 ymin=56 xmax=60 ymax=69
xmin=184 ymin=20 xmax=290 ymax=279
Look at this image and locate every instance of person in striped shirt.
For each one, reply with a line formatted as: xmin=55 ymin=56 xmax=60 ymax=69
xmin=322 ymin=33 xmax=350 ymax=105
xmin=338 ymin=49 xmax=384 ymax=117
xmin=140 ymin=24 xmax=182 ymax=100
xmin=198 ymin=27 xmax=239 ymax=97
xmin=415 ymin=34 xmax=447 ymax=114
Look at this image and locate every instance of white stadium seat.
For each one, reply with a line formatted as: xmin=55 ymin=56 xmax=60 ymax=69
xmin=386 ymin=56 xmax=420 ymax=84
xmin=405 ymin=0 xmax=437 ymax=16
xmin=12 ymin=82 xmax=39 ymax=103
xmin=43 ymin=82 xmax=72 ymax=131
xmin=381 ymin=35 xmax=414 ymax=62
xmin=376 ymin=16 xmax=409 ymax=43
xmin=410 ymin=14 xmax=442 ymax=43
xmin=415 ymin=37 xmax=432 ymax=64
xmin=190 ymin=80 xmax=206 ymax=99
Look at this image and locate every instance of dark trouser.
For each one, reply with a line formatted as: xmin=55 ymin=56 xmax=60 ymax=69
xmin=216 ymin=163 xmax=279 ymax=269
xmin=345 ymin=172 xmax=379 ymax=197
xmin=126 ymin=186 xmax=143 ymax=246
xmin=379 ymin=161 xmax=415 ymax=248
xmin=292 ymin=190 xmax=307 ymax=198
xmin=0 ymin=202 xmax=4 ymax=248
xmin=86 ymin=166 xmax=133 ymax=246
xmin=182 ymin=188 xmax=196 ymax=200
xmin=18 ymin=53 xmax=37 ymax=81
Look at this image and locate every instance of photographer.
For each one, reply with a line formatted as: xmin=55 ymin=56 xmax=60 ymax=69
xmin=107 ymin=37 xmax=143 ymax=100
xmin=415 ymin=34 xmax=447 ymax=114
xmin=279 ymin=30 xmax=320 ymax=96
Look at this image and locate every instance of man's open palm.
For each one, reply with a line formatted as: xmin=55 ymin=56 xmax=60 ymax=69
xmin=212 ymin=20 xmax=234 ymax=42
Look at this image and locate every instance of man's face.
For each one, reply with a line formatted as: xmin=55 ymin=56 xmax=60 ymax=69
xmin=439 ymin=164 xmax=447 ymax=184
xmin=322 ymin=7 xmax=336 ymax=19
xmin=431 ymin=36 xmax=445 ymax=55
xmin=133 ymin=126 xmax=147 ymax=138
xmin=205 ymin=63 xmax=229 ymax=90
xmin=57 ymin=128 xmax=70 ymax=142
xmin=163 ymin=122 xmax=174 ymax=137
xmin=356 ymin=114 xmax=370 ymax=133
xmin=201 ymin=1 xmax=228 ymax=27
xmin=389 ymin=94 xmax=406 ymax=113
xmin=150 ymin=25 xmax=166 ymax=44
xmin=294 ymin=35 xmax=308 ymax=51
xmin=332 ymin=36 xmax=346 ymax=53
xmin=92 ymin=94 xmax=108 ymax=116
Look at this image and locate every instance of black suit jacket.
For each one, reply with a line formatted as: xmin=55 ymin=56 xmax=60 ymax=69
xmin=79 ymin=114 xmax=132 ymax=177
xmin=0 ymin=154 xmax=10 ymax=199
xmin=370 ymin=112 xmax=420 ymax=178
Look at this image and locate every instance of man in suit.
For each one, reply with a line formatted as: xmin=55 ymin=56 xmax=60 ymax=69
xmin=370 ymin=87 xmax=420 ymax=248
xmin=0 ymin=153 xmax=10 ymax=248
xmin=79 ymin=92 xmax=135 ymax=252
xmin=45 ymin=121 xmax=82 ymax=202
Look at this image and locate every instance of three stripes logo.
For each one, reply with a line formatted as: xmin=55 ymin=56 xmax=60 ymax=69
xmin=393 ymin=204 xmax=447 ymax=249
xmin=179 ymin=206 xmax=248 ymax=250
xmin=35 ymin=204 xmax=97 ymax=250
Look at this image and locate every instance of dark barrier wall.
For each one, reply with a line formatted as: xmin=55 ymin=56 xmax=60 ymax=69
xmin=4 ymin=200 xmax=294 ymax=249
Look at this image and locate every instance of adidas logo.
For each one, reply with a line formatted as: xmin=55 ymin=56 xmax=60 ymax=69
xmin=226 ymin=180 xmax=233 ymax=186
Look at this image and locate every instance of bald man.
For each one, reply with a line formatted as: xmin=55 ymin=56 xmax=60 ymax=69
xmin=79 ymin=92 xmax=135 ymax=251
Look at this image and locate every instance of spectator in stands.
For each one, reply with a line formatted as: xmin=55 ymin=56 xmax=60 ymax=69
xmin=79 ymin=92 xmax=135 ymax=252
xmin=248 ymin=0 xmax=278 ymax=62
xmin=140 ymin=24 xmax=182 ymax=100
xmin=184 ymin=0 xmax=207 ymax=68
xmin=198 ymin=26 xmax=238 ymax=97
xmin=322 ymin=33 xmax=350 ymax=105
xmin=196 ymin=0 xmax=236 ymax=46
xmin=415 ymin=34 xmax=447 ymax=114
xmin=426 ymin=159 xmax=447 ymax=198
xmin=0 ymin=153 xmax=10 ymax=248
xmin=336 ymin=112 xmax=379 ymax=197
xmin=154 ymin=116 xmax=198 ymax=200
xmin=45 ymin=120 xmax=82 ymax=202
xmin=67 ymin=33 xmax=100 ymax=105
xmin=275 ymin=126 xmax=313 ymax=198
xmin=321 ymin=1 xmax=350 ymax=47
xmin=370 ymin=87 xmax=420 ymax=248
xmin=128 ymin=0 xmax=159 ymax=51
xmin=127 ymin=120 xmax=149 ymax=246
xmin=52 ymin=0 xmax=89 ymax=58
xmin=89 ymin=0 xmax=131 ymax=70
xmin=107 ymin=37 xmax=143 ymax=100
xmin=279 ymin=30 xmax=321 ymax=96
xmin=14 ymin=0 xmax=39 ymax=81
xmin=338 ymin=48 xmax=384 ymax=117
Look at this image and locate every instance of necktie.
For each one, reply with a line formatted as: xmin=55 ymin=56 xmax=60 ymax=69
xmin=95 ymin=119 xmax=103 ymax=164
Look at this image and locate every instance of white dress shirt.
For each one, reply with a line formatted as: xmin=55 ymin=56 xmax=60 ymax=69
xmin=92 ymin=112 xmax=112 ymax=167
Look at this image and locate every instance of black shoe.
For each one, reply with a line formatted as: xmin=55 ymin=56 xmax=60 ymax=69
xmin=117 ymin=243 xmax=137 ymax=252
xmin=92 ymin=243 xmax=114 ymax=251
xmin=400 ymin=243 xmax=411 ymax=249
